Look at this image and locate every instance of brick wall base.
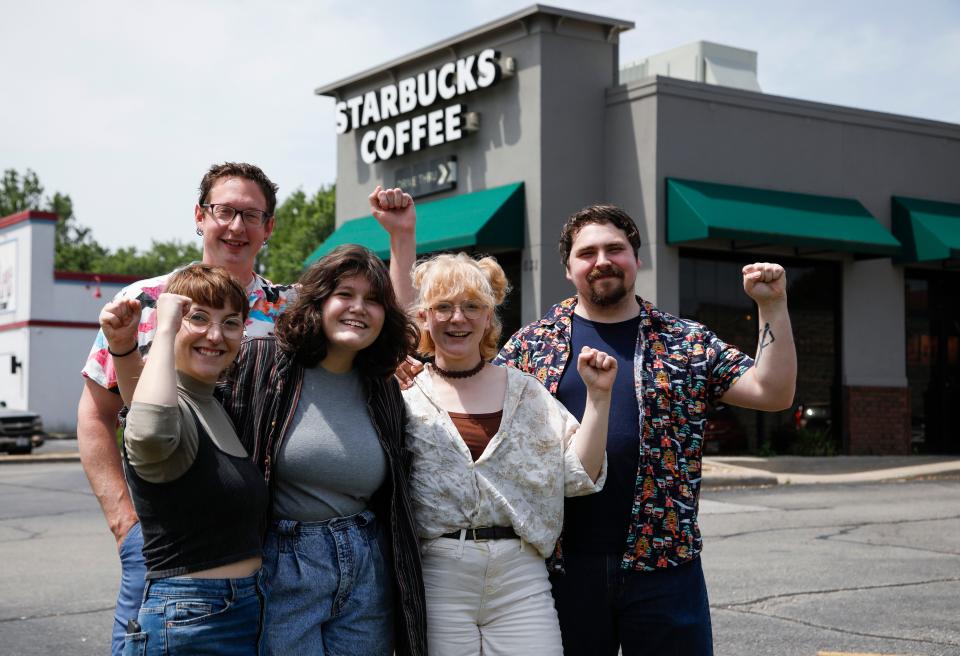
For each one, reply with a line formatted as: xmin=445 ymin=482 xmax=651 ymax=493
xmin=843 ymin=386 xmax=911 ymax=455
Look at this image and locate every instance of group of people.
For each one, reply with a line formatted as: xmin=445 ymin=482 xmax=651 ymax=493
xmin=78 ymin=162 xmax=796 ymax=656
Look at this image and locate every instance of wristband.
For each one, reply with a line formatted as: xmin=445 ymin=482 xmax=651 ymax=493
xmin=108 ymin=343 xmax=139 ymax=357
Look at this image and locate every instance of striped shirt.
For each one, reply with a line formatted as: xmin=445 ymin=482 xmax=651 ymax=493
xmin=218 ymin=336 xmax=428 ymax=656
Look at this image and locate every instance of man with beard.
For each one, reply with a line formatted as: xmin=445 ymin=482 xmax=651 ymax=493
xmin=494 ymin=204 xmax=796 ymax=655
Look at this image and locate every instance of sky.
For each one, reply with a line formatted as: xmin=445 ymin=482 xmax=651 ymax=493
xmin=2 ymin=0 xmax=958 ymax=251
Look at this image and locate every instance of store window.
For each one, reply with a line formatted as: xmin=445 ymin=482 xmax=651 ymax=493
xmin=905 ymin=272 xmax=960 ymax=454
xmin=679 ymin=251 xmax=841 ymax=454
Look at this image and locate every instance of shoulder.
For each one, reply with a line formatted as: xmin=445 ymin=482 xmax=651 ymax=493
xmin=253 ymin=274 xmax=296 ymax=301
xmin=118 ymin=270 xmax=176 ymax=303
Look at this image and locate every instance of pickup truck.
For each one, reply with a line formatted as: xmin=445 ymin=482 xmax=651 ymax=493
xmin=0 ymin=406 xmax=47 ymax=455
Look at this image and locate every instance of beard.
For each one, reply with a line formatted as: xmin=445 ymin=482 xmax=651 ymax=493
xmin=586 ymin=265 xmax=628 ymax=307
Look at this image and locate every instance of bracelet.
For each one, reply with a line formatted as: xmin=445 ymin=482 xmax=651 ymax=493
xmin=107 ymin=343 xmax=139 ymax=357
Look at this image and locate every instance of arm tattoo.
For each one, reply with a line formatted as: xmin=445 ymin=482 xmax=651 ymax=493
xmin=755 ymin=322 xmax=775 ymax=365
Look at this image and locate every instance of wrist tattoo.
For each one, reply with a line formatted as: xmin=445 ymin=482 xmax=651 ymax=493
xmin=756 ymin=323 xmax=775 ymax=364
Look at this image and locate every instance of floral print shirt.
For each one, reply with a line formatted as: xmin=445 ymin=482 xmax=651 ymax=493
xmin=402 ymin=365 xmax=607 ymax=558
xmin=494 ymin=296 xmax=752 ymax=571
xmin=81 ymin=268 xmax=294 ymax=391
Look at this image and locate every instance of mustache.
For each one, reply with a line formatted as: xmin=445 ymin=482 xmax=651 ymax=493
xmin=587 ymin=265 xmax=625 ymax=283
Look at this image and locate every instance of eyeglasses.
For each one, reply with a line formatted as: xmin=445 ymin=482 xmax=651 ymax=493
xmin=429 ymin=301 xmax=487 ymax=321
xmin=182 ymin=312 xmax=245 ymax=339
xmin=201 ymin=203 xmax=270 ymax=227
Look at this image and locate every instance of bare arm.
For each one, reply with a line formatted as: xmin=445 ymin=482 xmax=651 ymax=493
xmin=572 ymin=347 xmax=617 ymax=481
xmin=76 ymin=379 xmax=137 ymax=548
xmin=370 ymin=186 xmax=416 ymax=310
xmin=98 ymin=298 xmax=144 ymax=406
xmin=132 ymin=294 xmax=191 ymax=407
xmin=720 ymin=262 xmax=797 ymax=411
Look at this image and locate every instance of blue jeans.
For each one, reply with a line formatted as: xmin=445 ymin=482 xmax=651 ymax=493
xmin=114 ymin=522 xmax=148 ymax=656
xmin=123 ymin=572 xmax=264 ymax=656
xmin=260 ymin=510 xmax=393 ymax=656
xmin=550 ymin=554 xmax=714 ymax=656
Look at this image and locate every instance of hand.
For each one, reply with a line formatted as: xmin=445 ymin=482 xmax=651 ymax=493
xmin=155 ymin=293 xmax=193 ymax=333
xmin=576 ymin=346 xmax=618 ymax=394
xmin=369 ymin=185 xmax=415 ymax=237
xmin=742 ymin=262 xmax=787 ymax=306
xmin=99 ymin=299 xmax=142 ymax=355
xmin=394 ymin=355 xmax=425 ymax=390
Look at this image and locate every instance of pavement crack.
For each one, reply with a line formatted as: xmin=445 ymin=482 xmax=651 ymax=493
xmin=0 ymin=605 xmax=115 ymax=624
xmin=710 ymin=513 xmax=960 ymax=542
xmin=825 ymin=535 xmax=960 ymax=557
xmin=715 ymin=604 xmax=960 ymax=648
xmin=721 ymin=575 xmax=960 ymax=608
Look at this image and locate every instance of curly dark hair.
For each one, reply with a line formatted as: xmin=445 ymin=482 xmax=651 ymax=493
xmin=198 ymin=162 xmax=279 ymax=217
xmin=275 ymin=244 xmax=418 ymax=379
xmin=558 ymin=204 xmax=642 ymax=268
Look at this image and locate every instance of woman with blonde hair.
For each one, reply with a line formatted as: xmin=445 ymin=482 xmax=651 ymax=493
xmin=401 ymin=251 xmax=617 ymax=655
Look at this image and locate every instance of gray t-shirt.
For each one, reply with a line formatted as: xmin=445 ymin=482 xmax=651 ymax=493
xmin=271 ymin=365 xmax=388 ymax=522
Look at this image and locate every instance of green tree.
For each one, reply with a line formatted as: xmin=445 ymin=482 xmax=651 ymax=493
xmin=1 ymin=168 xmax=109 ymax=271
xmin=260 ymin=185 xmax=336 ymax=284
xmin=94 ymin=240 xmax=203 ymax=278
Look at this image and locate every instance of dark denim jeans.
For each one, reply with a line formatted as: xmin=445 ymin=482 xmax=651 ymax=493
xmin=550 ymin=554 xmax=714 ymax=656
xmin=114 ymin=522 xmax=147 ymax=656
xmin=123 ymin=572 xmax=264 ymax=656
xmin=260 ymin=511 xmax=393 ymax=656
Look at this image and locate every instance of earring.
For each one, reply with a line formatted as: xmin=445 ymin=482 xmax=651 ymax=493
xmin=262 ymin=239 xmax=269 ymax=247
xmin=196 ymin=227 xmax=203 ymax=237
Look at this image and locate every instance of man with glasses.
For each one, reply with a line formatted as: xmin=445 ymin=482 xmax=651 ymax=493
xmin=78 ymin=162 xmax=295 ymax=656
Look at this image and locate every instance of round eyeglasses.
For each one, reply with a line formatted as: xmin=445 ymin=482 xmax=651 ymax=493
xmin=182 ymin=312 xmax=245 ymax=339
xmin=429 ymin=301 xmax=487 ymax=321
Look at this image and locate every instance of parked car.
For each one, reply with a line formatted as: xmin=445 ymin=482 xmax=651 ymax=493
xmin=794 ymin=402 xmax=832 ymax=433
xmin=0 ymin=404 xmax=46 ymax=455
xmin=703 ymin=404 xmax=748 ymax=454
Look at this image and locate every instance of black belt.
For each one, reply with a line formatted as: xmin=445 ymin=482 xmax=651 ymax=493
xmin=440 ymin=526 xmax=519 ymax=541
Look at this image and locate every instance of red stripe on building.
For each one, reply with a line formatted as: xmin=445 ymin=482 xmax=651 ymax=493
xmin=0 ymin=210 xmax=59 ymax=230
xmin=54 ymin=271 xmax=142 ymax=284
xmin=0 ymin=319 xmax=100 ymax=333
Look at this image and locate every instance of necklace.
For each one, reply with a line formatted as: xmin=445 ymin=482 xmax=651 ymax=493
xmin=433 ymin=360 xmax=485 ymax=379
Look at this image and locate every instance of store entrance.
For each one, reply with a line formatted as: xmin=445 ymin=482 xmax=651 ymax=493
xmin=905 ymin=271 xmax=960 ymax=454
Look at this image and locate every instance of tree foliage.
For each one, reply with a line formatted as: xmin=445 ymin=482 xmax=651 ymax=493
xmin=1 ymin=168 xmax=200 ymax=277
xmin=259 ymin=185 xmax=336 ymax=284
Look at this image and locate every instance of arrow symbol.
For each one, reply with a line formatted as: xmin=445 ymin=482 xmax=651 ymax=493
xmin=437 ymin=163 xmax=449 ymax=185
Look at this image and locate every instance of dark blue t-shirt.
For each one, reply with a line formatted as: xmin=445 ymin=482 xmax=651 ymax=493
xmin=556 ymin=313 xmax=641 ymax=555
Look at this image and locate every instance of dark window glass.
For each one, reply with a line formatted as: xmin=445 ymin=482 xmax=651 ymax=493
xmin=679 ymin=250 xmax=840 ymax=454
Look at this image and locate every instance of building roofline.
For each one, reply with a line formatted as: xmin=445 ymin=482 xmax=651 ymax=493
xmin=314 ymin=4 xmax=634 ymax=97
xmin=607 ymin=75 xmax=960 ymax=141
xmin=0 ymin=210 xmax=59 ymax=231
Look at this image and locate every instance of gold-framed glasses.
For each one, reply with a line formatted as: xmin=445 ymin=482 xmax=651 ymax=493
xmin=429 ymin=301 xmax=486 ymax=321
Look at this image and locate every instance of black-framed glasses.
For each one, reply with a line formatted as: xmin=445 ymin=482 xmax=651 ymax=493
xmin=429 ymin=301 xmax=487 ymax=321
xmin=201 ymin=203 xmax=270 ymax=227
xmin=182 ymin=312 xmax=245 ymax=339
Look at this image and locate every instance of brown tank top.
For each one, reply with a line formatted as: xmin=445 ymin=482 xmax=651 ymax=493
xmin=447 ymin=410 xmax=503 ymax=461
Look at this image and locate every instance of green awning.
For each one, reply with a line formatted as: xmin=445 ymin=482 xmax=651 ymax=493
xmin=892 ymin=196 xmax=960 ymax=263
xmin=305 ymin=182 xmax=525 ymax=265
xmin=667 ymin=178 xmax=901 ymax=256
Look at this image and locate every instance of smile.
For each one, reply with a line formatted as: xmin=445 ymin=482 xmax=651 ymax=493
xmin=446 ymin=331 xmax=471 ymax=337
xmin=342 ymin=319 xmax=368 ymax=328
xmin=221 ymin=238 xmax=248 ymax=248
xmin=194 ymin=347 xmax=226 ymax=357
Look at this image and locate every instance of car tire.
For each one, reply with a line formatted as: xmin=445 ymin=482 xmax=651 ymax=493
xmin=9 ymin=445 xmax=33 ymax=455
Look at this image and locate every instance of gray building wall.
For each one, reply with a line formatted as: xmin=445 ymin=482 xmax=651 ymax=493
xmin=606 ymin=76 xmax=960 ymax=388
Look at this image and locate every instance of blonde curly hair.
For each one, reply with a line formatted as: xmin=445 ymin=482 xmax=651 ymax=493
xmin=412 ymin=253 xmax=510 ymax=361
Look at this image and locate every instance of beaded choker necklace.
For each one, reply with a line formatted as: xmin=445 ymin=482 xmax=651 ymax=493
xmin=433 ymin=360 xmax=485 ymax=379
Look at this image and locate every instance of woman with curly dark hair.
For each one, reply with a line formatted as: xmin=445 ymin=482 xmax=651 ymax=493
xmin=220 ymin=192 xmax=427 ymax=656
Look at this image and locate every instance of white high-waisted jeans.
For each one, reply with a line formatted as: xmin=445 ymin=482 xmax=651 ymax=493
xmin=420 ymin=534 xmax=563 ymax=655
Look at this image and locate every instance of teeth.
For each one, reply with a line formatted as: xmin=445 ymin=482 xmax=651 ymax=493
xmin=448 ymin=332 xmax=470 ymax=337
xmin=196 ymin=348 xmax=223 ymax=356
xmin=343 ymin=320 xmax=367 ymax=328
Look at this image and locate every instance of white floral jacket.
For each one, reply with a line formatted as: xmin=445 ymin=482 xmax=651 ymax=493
xmin=402 ymin=365 xmax=607 ymax=558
